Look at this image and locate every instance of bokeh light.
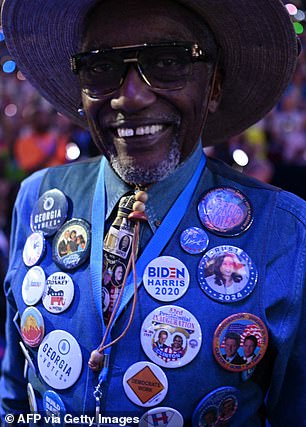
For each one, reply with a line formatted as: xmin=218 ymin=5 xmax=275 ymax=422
xmin=4 ymin=104 xmax=18 ymax=117
xmin=233 ymin=149 xmax=249 ymax=167
xmin=294 ymin=21 xmax=304 ymax=34
xmin=2 ymin=60 xmax=16 ymax=73
xmin=286 ymin=3 xmax=298 ymax=15
xmin=65 ymin=143 xmax=81 ymax=161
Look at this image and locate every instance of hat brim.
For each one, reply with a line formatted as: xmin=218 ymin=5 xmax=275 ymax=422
xmin=1 ymin=0 xmax=298 ymax=145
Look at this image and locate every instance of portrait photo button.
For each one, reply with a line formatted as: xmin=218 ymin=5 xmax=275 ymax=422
xmin=42 ymin=272 xmax=74 ymax=314
xmin=23 ymin=232 xmax=46 ymax=267
xmin=143 ymin=256 xmax=190 ymax=302
xmin=192 ymin=386 xmax=239 ymax=427
xmin=180 ymin=227 xmax=209 ymax=254
xmin=52 ymin=218 xmax=91 ymax=270
xmin=30 ymin=188 xmax=68 ymax=236
xmin=123 ymin=361 xmax=168 ymax=407
xmin=213 ymin=313 xmax=269 ymax=372
xmin=139 ymin=407 xmax=184 ymax=427
xmin=198 ymin=245 xmax=258 ymax=304
xmin=37 ymin=330 xmax=82 ymax=390
xmin=21 ymin=306 xmax=45 ymax=348
xmin=198 ymin=186 xmax=253 ymax=236
xmin=140 ymin=305 xmax=202 ymax=368
xmin=22 ymin=266 xmax=46 ymax=306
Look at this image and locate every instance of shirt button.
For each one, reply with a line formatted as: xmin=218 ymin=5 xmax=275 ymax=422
xmin=155 ymin=220 xmax=161 ymax=227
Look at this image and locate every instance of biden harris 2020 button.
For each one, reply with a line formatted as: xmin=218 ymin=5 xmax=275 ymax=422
xmin=123 ymin=361 xmax=168 ymax=407
xmin=30 ymin=189 xmax=68 ymax=236
xmin=143 ymin=256 xmax=190 ymax=302
xmin=140 ymin=305 xmax=202 ymax=368
xmin=38 ymin=330 xmax=82 ymax=390
xmin=198 ymin=245 xmax=258 ymax=303
xmin=198 ymin=186 xmax=253 ymax=236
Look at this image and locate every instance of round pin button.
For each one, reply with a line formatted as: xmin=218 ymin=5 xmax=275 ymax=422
xmin=140 ymin=305 xmax=202 ymax=368
xmin=123 ymin=361 xmax=168 ymax=407
xmin=139 ymin=407 xmax=184 ymax=427
xmin=38 ymin=330 xmax=82 ymax=390
xmin=198 ymin=186 xmax=253 ymax=236
xmin=27 ymin=383 xmax=38 ymax=413
xmin=143 ymin=256 xmax=190 ymax=302
xmin=22 ymin=266 xmax=46 ymax=306
xmin=43 ymin=390 xmax=66 ymax=420
xmin=52 ymin=218 xmax=91 ymax=270
xmin=21 ymin=306 xmax=45 ymax=348
xmin=192 ymin=386 xmax=239 ymax=427
xmin=180 ymin=227 xmax=209 ymax=254
xmin=198 ymin=245 xmax=258 ymax=303
xmin=213 ymin=313 xmax=268 ymax=372
xmin=42 ymin=272 xmax=74 ymax=314
xmin=30 ymin=189 xmax=68 ymax=236
xmin=23 ymin=232 xmax=45 ymax=267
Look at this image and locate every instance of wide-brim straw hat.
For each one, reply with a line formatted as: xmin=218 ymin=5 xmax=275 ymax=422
xmin=1 ymin=0 xmax=299 ymax=145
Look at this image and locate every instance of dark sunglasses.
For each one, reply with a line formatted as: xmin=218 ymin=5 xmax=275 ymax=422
xmin=71 ymin=42 xmax=212 ymax=96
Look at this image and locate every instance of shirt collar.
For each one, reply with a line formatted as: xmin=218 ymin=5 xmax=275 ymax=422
xmin=104 ymin=142 xmax=204 ymax=232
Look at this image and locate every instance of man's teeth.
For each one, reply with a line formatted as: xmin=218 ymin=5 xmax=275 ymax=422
xmin=117 ymin=125 xmax=163 ymax=138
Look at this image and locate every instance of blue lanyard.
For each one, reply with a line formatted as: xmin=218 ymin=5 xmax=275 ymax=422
xmin=90 ymin=152 xmax=206 ymax=336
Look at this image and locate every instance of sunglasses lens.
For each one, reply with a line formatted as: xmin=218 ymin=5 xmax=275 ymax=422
xmin=78 ymin=52 xmax=125 ymax=96
xmin=139 ymin=46 xmax=191 ymax=89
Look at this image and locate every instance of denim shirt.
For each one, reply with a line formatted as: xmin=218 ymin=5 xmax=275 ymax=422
xmin=1 ymin=144 xmax=305 ymax=426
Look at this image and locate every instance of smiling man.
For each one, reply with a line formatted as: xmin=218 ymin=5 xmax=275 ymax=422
xmin=1 ymin=0 xmax=306 ymax=426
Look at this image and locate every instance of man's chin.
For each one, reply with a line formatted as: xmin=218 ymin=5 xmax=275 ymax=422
xmin=110 ymin=150 xmax=180 ymax=186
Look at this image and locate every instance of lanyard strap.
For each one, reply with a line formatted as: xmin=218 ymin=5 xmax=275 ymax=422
xmin=90 ymin=152 xmax=206 ymax=332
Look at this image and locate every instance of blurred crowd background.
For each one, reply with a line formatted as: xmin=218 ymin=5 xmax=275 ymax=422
xmin=0 ymin=2 xmax=306 ymax=363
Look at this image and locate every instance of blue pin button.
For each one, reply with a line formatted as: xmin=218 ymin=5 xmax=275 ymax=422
xmin=31 ymin=189 xmax=68 ymax=237
xmin=198 ymin=186 xmax=253 ymax=237
xmin=180 ymin=227 xmax=209 ymax=254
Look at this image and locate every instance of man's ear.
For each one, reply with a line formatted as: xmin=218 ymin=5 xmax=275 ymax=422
xmin=208 ymin=69 xmax=223 ymax=113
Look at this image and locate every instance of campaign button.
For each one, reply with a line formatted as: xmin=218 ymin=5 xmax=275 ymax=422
xmin=143 ymin=256 xmax=190 ymax=302
xmin=198 ymin=187 xmax=253 ymax=236
xmin=213 ymin=313 xmax=269 ymax=372
xmin=21 ymin=307 xmax=45 ymax=348
xmin=52 ymin=218 xmax=91 ymax=270
xmin=192 ymin=386 xmax=239 ymax=427
xmin=30 ymin=189 xmax=68 ymax=236
xmin=23 ymin=232 xmax=45 ymax=267
xmin=139 ymin=407 xmax=184 ymax=427
xmin=27 ymin=383 xmax=38 ymax=413
xmin=43 ymin=390 xmax=66 ymax=422
xmin=198 ymin=245 xmax=258 ymax=303
xmin=38 ymin=330 xmax=82 ymax=390
xmin=22 ymin=266 xmax=46 ymax=306
xmin=180 ymin=227 xmax=209 ymax=254
xmin=140 ymin=305 xmax=202 ymax=368
xmin=42 ymin=272 xmax=74 ymax=314
xmin=123 ymin=361 xmax=168 ymax=407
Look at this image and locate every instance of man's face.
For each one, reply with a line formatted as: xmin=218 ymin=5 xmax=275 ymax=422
xmin=159 ymin=332 xmax=167 ymax=344
xmin=225 ymin=338 xmax=239 ymax=357
xmin=81 ymin=0 xmax=220 ymax=185
xmin=243 ymin=339 xmax=256 ymax=358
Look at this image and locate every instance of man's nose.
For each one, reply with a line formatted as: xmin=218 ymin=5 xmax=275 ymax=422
xmin=110 ymin=65 xmax=156 ymax=113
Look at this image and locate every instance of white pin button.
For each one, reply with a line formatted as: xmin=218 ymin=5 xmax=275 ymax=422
xmin=143 ymin=256 xmax=190 ymax=302
xmin=123 ymin=361 xmax=168 ymax=407
xmin=37 ymin=330 xmax=82 ymax=390
xmin=139 ymin=407 xmax=184 ymax=427
xmin=42 ymin=272 xmax=74 ymax=314
xmin=23 ymin=232 xmax=45 ymax=267
xmin=22 ymin=266 xmax=46 ymax=306
xmin=140 ymin=305 xmax=202 ymax=368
